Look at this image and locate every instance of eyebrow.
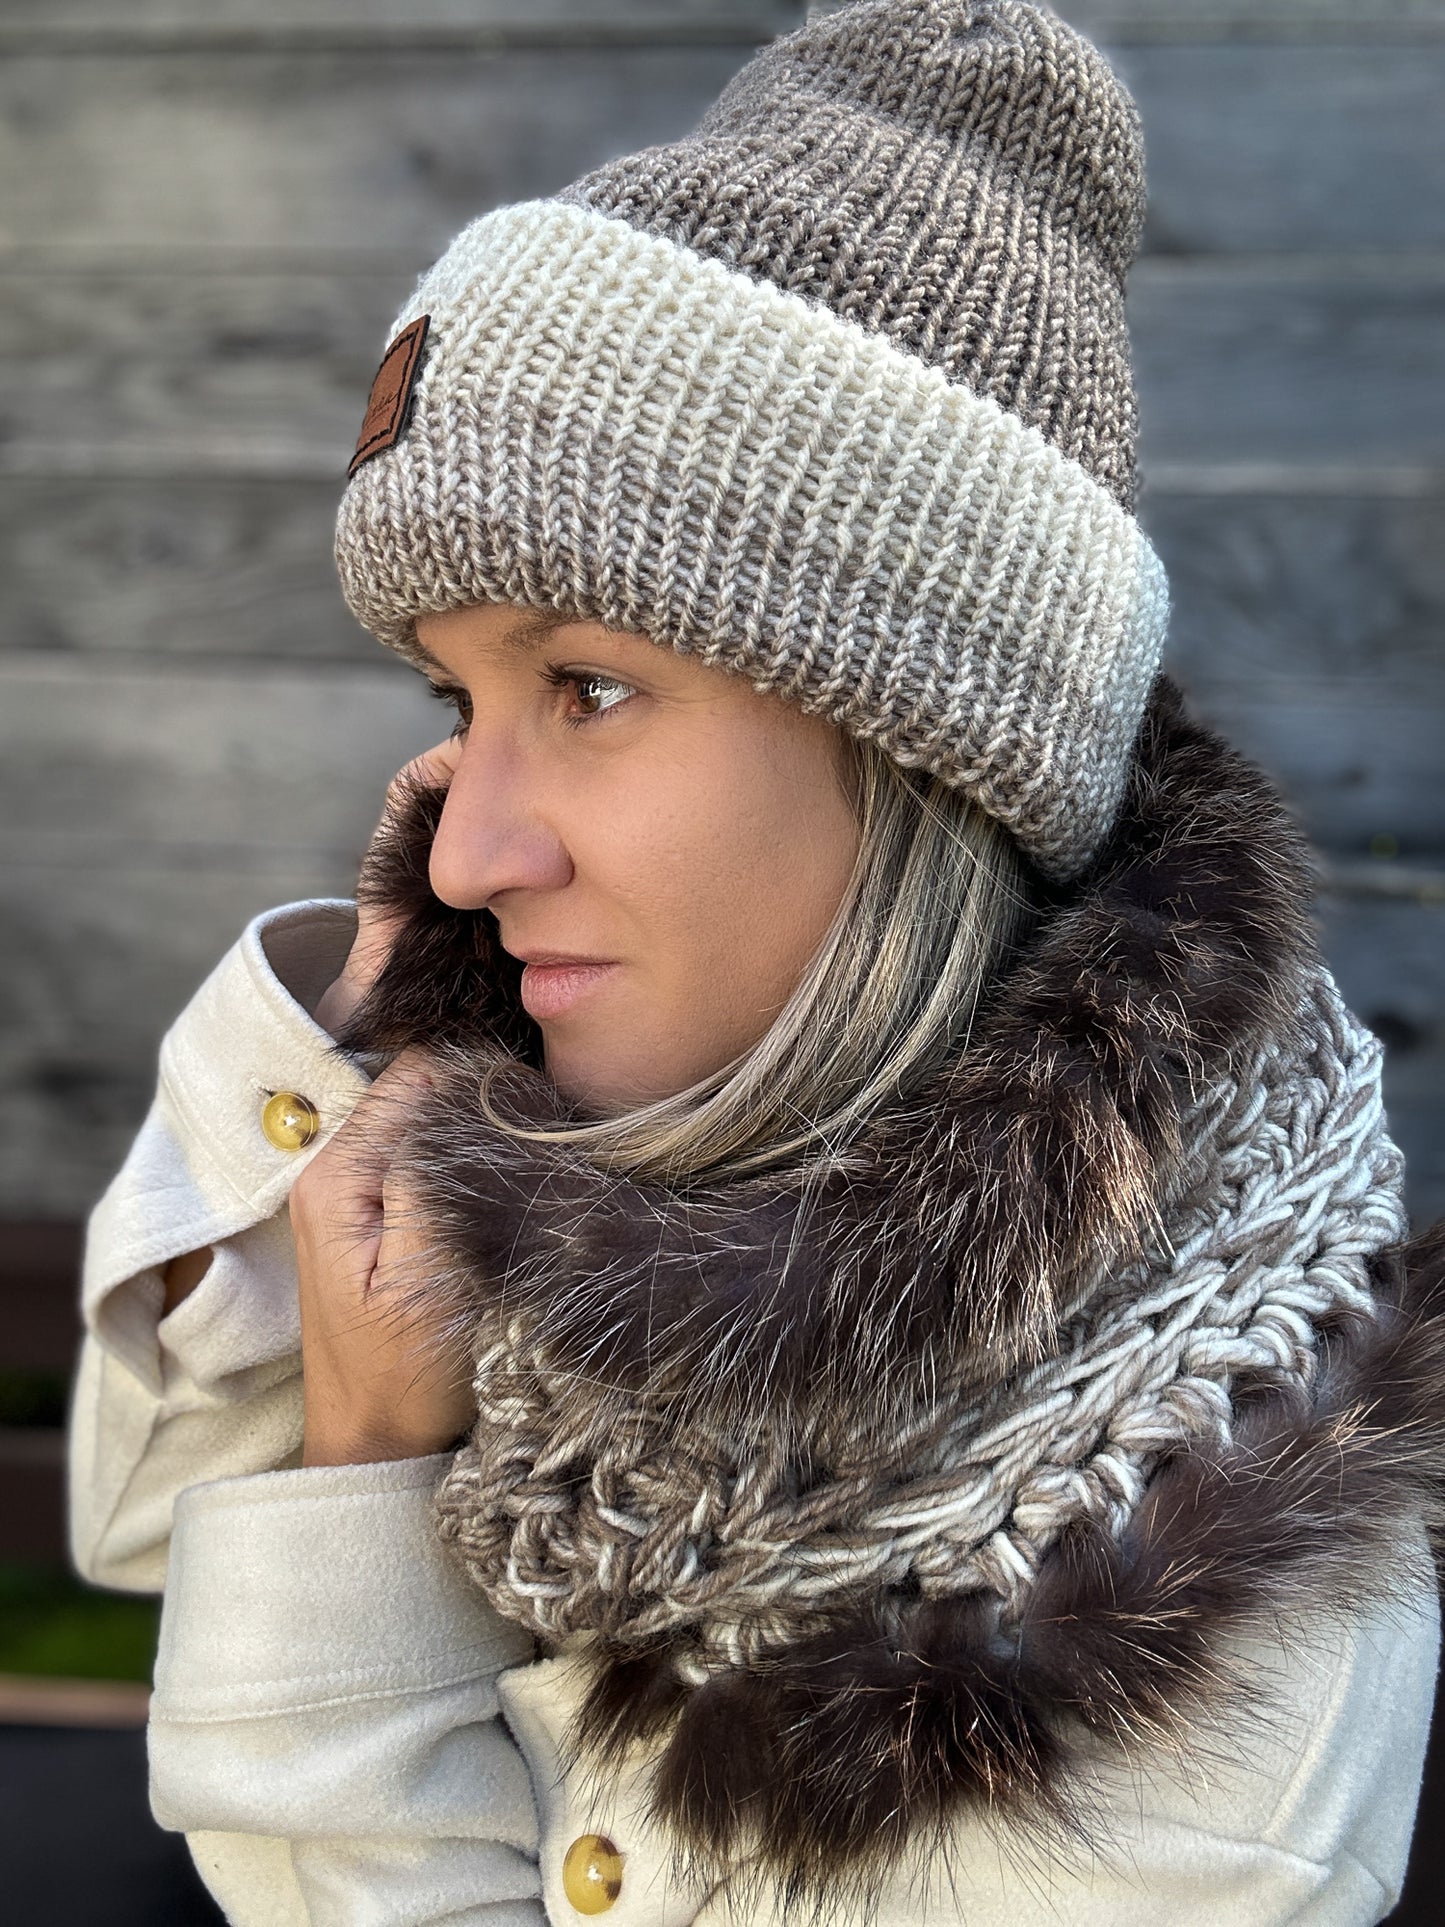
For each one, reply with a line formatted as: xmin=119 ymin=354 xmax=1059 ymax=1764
xmin=410 ymin=607 xmax=580 ymax=678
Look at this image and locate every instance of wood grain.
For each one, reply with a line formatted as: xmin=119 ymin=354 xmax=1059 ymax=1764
xmin=7 ymin=0 xmax=1429 ymax=27
xmin=2 ymin=42 xmax=1441 ymax=258
xmin=1119 ymin=42 xmax=1445 ymax=251
xmin=0 ymin=478 xmax=375 ymax=659
xmin=1144 ymin=488 xmax=1445 ymax=680
xmin=0 ymin=655 xmax=439 ymax=859
xmin=1130 ymin=262 xmax=1445 ymax=469
xmin=1066 ymin=0 xmax=1445 ymax=39
xmin=1318 ymin=890 xmax=1445 ymax=1227
xmin=0 ymin=47 xmax=759 ymax=258
xmin=1172 ymin=675 xmax=1445 ymax=857
xmin=0 ymin=0 xmax=803 ymax=44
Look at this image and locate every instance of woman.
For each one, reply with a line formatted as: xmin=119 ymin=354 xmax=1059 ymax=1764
xmin=69 ymin=3 xmax=1445 ymax=1923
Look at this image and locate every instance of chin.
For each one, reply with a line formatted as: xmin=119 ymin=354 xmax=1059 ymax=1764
xmin=543 ymin=1038 xmax=697 ymax=1116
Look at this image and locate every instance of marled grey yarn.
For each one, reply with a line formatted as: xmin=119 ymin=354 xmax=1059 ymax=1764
xmin=558 ymin=0 xmax=1147 ymax=510
xmin=433 ymin=969 xmax=1406 ymax=1681
xmin=334 ymin=0 xmax=1171 ymax=879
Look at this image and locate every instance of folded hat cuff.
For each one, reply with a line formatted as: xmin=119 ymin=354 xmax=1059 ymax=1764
xmin=335 ymin=198 xmax=1169 ymax=879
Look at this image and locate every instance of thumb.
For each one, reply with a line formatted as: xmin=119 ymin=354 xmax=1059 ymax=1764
xmin=409 ymin=733 xmax=465 ymax=793
xmin=351 ymin=1046 xmax=437 ymax=1153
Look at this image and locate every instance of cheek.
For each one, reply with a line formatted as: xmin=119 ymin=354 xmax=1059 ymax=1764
xmin=597 ymin=730 xmax=856 ymax=1018
xmin=539 ymin=711 xmax=857 ymax=1107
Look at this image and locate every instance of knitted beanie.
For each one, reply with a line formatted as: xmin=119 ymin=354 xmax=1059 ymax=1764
xmin=334 ymin=0 xmax=1169 ymax=879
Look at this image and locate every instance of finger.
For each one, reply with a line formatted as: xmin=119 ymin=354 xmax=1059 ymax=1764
xmin=406 ymin=733 xmax=464 ymax=792
xmin=327 ymin=1048 xmax=437 ymax=1167
xmin=367 ymin=1045 xmax=437 ymax=1107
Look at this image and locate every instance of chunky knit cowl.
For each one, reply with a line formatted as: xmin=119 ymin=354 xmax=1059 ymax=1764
xmin=335 ymin=680 xmax=1445 ymax=1914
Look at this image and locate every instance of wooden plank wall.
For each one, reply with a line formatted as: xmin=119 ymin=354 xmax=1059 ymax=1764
xmin=1 ymin=0 xmax=1442 ymax=1225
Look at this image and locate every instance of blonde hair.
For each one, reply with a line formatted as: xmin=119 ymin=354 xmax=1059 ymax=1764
xmin=483 ymin=734 xmax=1036 ymax=1187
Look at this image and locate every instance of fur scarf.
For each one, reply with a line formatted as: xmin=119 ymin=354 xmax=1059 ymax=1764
xmin=335 ymin=677 xmax=1445 ymax=1913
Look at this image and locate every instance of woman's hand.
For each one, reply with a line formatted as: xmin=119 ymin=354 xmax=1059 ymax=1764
xmin=290 ymin=1048 xmax=474 ymax=1467
xmin=313 ymin=734 xmax=465 ymax=1038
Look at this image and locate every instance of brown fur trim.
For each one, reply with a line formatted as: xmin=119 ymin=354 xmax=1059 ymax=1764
xmin=328 ymin=773 xmax=541 ymax=1068
xmin=345 ymin=676 xmax=1318 ymax=1413
xmin=567 ymin=1221 xmax=1445 ymax=1911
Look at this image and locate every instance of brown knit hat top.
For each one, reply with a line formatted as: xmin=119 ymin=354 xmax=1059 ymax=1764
xmin=563 ymin=0 xmax=1147 ymax=508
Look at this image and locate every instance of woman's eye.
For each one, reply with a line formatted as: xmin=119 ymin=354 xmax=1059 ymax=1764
xmin=426 ymin=681 xmax=472 ymax=729
xmin=570 ymin=674 xmax=634 ymax=718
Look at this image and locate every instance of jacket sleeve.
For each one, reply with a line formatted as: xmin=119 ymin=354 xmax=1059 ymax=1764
xmin=148 ymin=1455 xmax=547 ymax=1927
xmin=67 ymin=899 xmax=372 ymax=1592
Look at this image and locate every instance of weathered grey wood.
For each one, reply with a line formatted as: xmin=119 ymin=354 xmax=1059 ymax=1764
xmin=0 ymin=0 xmax=793 ymax=18
xmin=1130 ymin=262 xmax=1445 ymax=468
xmin=0 ymin=260 xmax=404 ymax=359
xmin=2 ymin=43 xmax=1442 ymax=256
xmin=0 ymin=656 xmax=440 ymax=860
xmin=1143 ymin=486 xmax=1445 ymax=858
xmin=0 ymin=48 xmax=753 ymax=257
xmin=5 ymin=0 xmax=1432 ymax=30
xmin=1117 ymin=43 xmax=1445 ymax=252
xmin=1064 ymin=0 xmax=1445 ymax=40
xmin=0 ymin=1 xmax=803 ymax=46
xmin=0 ymin=266 xmax=406 ymax=476
xmin=0 ymin=860 xmax=361 ymax=1216
xmin=1125 ymin=485 xmax=1445 ymax=857
xmin=1068 ymin=0 xmax=1445 ymax=17
xmin=1142 ymin=489 xmax=1445 ymax=684
xmin=0 ymin=478 xmax=376 ymax=659
xmin=5 ymin=261 xmax=1443 ymax=476
xmin=1168 ymin=675 xmax=1445 ymax=857
xmin=1317 ymin=891 xmax=1445 ymax=1227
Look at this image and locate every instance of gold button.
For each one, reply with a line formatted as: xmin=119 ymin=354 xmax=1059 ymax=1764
xmin=261 ymin=1091 xmax=320 ymax=1152
xmin=561 ymin=1832 xmax=623 ymax=1914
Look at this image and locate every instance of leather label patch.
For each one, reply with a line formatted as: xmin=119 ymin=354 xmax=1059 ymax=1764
xmin=348 ymin=314 xmax=430 ymax=479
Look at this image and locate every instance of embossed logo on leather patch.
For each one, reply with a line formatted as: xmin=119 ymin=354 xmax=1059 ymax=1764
xmin=348 ymin=315 xmax=431 ymax=479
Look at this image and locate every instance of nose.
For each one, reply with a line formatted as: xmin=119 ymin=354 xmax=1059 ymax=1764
xmin=427 ymin=733 xmax=572 ymax=910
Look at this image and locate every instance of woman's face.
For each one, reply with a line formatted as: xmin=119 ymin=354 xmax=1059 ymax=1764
xmin=414 ymin=603 xmax=860 ymax=1112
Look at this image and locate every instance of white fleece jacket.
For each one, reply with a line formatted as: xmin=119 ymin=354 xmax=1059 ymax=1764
xmin=68 ymin=901 xmax=1441 ymax=1927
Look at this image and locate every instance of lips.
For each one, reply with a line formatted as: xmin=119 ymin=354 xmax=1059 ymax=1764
xmin=514 ymin=958 xmax=618 ymax=1023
